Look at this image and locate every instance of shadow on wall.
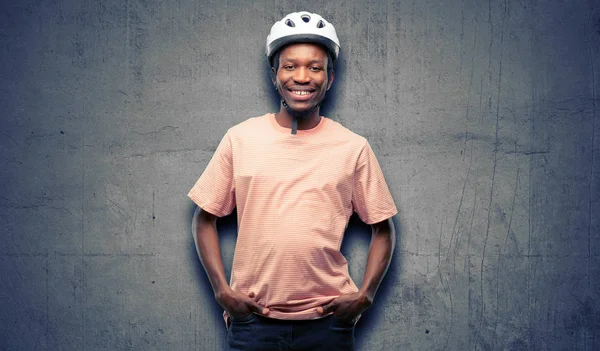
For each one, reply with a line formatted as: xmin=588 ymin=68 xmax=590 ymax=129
xmin=187 ymin=49 xmax=395 ymax=346
xmin=186 ymin=203 xmax=403 ymax=348
xmin=343 ymin=214 xmax=403 ymax=347
xmin=187 ymin=203 xmax=237 ymax=344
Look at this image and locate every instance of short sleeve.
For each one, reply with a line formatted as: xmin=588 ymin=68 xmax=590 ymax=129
xmin=351 ymin=141 xmax=397 ymax=224
xmin=187 ymin=131 xmax=236 ymax=217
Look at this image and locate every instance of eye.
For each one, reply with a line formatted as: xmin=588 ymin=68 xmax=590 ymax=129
xmin=283 ymin=65 xmax=294 ymax=70
xmin=310 ymin=66 xmax=323 ymax=71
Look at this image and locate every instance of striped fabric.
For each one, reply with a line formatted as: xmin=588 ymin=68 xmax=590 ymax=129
xmin=188 ymin=113 xmax=397 ymax=320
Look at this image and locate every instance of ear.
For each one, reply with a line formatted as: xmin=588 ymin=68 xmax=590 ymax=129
xmin=327 ymin=70 xmax=335 ymax=91
xmin=270 ymin=67 xmax=277 ymax=86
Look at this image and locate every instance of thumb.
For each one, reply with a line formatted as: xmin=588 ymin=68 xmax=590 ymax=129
xmin=252 ymin=302 xmax=269 ymax=315
xmin=318 ymin=301 xmax=337 ymax=315
xmin=247 ymin=294 xmax=269 ymax=315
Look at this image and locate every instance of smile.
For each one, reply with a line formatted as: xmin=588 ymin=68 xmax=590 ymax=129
xmin=290 ymin=90 xmax=313 ymax=96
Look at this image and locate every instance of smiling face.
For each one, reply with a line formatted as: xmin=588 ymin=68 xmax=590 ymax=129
xmin=272 ymin=43 xmax=334 ymax=115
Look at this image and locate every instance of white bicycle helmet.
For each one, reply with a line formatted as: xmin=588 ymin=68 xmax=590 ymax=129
xmin=266 ymin=11 xmax=340 ymax=64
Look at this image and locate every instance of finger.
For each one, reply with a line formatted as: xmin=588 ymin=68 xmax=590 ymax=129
xmin=249 ymin=300 xmax=269 ymax=315
xmin=321 ymin=302 xmax=337 ymax=315
xmin=245 ymin=292 xmax=267 ymax=314
xmin=255 ymin=304 xmax=269 ymax=315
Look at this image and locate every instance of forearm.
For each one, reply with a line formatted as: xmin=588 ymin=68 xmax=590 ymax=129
xmin=192 ymin=207 xmax=230 ymax=298
xmin=358 ymin=217 xmax=396 ymax=303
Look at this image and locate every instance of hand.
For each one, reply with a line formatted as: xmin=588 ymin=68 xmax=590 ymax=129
xmin=316 ymin=292 xmax=372 ymax=323
xmin=216 ymin=289 xmax=269 ymax=320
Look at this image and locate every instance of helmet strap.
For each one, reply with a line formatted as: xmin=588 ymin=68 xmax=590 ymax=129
xmin=281 ymin=99 xmax=312 ymax=135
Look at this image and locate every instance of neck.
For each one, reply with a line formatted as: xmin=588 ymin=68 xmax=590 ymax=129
xmin=274 ymin=102 xmax=321 ymax=130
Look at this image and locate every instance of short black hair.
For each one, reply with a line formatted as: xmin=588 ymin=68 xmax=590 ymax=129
xmin=270 ymin=44 xmax=334 ymax=83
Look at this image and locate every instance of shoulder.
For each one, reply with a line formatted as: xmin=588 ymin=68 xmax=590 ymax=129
xmin=323 ymin=118 xmax=368 ymax=148
xmin=223 ymin=113 xmax=273 ymax=141
xmin=228 ymin=114 xmax=270 ymax=133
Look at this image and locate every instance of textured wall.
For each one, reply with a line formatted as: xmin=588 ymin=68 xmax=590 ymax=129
xmin=1 ymin=0 xmax=599 ymax=350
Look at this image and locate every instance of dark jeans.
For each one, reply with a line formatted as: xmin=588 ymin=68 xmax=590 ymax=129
xmin=227 ymin=314 xmax=355 ymax=351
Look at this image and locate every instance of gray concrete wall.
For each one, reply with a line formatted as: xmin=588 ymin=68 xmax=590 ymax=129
xmin=1 ymin=0 xmax=599 ymax=350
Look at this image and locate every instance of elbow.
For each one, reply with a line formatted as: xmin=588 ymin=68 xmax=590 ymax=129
xmin=193 ymin=207 xmax=218 ymax=224
xmin=192 ymin=207 xmax=218 ymax=236
xmin=372 ymin=217 xmax=396 ymax=247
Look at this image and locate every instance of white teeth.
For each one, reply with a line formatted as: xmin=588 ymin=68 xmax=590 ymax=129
xmin=292 ymin=90 xmax=310 ymax=96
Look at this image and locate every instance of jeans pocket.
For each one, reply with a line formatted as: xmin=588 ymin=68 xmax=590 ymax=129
xmin=331 ymin=315 xmax=356 ymax=329
xmin=230 ymin=313 xmax=255 ymax=324
xmin=227 ymin=313 xmax=257 ymax=348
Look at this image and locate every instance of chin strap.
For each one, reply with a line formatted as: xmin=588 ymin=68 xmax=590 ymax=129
xmin=281 ymin=98 xmax=322 ymax=135
xmin=282 ymin=100 xmax=300 ymax=135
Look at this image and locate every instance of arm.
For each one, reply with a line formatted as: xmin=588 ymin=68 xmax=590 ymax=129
xmin=192 ymin=207 xmax=269 ymax=318
xmin=359 ymin=217 xmax=396 ymax=303
xmin=318 ymin=217 xmax=396 ymax=321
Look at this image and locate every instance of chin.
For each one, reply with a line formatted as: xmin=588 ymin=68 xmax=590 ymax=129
xmin=290 ymin=106 xmax=311 ymax=113
xmin=287 ymin=102 xmax=320 ymax=114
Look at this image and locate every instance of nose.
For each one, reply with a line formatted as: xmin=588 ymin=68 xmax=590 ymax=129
xmin=293 ymin=67 xmax=310 ymax=84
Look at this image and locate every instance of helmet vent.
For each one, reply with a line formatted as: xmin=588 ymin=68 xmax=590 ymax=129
xmin=266 ymin=12 xmax=341 ymax=61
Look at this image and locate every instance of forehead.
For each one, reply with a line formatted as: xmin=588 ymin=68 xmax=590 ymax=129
xmin=278 ymin=43 xmax=328 ymax=62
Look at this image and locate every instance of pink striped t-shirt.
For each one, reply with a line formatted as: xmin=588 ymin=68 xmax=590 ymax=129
xmin=188 ymin=113 xmax=397 ymax=320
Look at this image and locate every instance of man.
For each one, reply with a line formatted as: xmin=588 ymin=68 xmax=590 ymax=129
xmin=188 ymin=11 xmax=397 ymax=351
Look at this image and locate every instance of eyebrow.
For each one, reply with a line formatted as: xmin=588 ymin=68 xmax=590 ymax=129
xmin=281 ymin=58 xmax=326 ymax=65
